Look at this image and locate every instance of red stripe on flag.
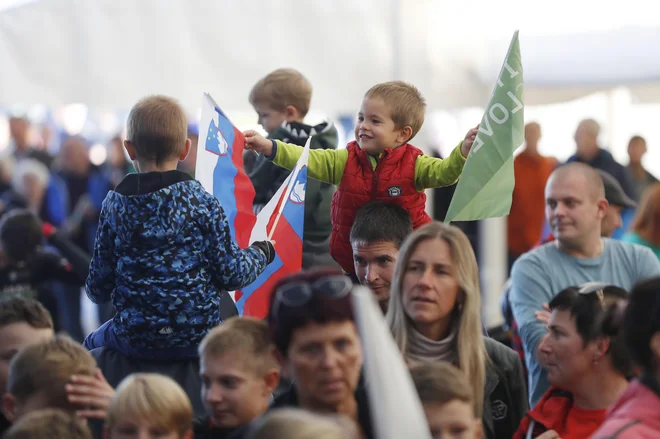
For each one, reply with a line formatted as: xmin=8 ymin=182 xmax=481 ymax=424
xmin=230 ymin=127 xmax=256 ymax=248
xmin=243 ymin=215 xmax=302 ymax=318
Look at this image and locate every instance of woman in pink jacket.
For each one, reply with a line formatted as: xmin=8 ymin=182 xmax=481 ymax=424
xmin=591 ymin=276 xmax=660 ymax=439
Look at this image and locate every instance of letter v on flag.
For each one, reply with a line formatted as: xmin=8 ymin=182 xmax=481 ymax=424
xmin=236 ymin=138 xmax=310 ymax=318
xmin=444 ymin=30 xmax=524 ymax=223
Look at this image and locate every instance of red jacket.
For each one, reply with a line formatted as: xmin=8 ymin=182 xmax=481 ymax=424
xmin=514 ymin=387 xmax=607 ymax=439
xmin=330 ymin=142 xmax=431 ymax=274
xmin=591 ymin=377 xmax=660 ymax=439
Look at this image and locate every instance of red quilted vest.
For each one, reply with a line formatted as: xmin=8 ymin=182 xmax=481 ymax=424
xmin=330 ymin=141 xmax=432 ymax=274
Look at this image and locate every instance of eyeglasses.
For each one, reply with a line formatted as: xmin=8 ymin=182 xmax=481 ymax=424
xmin=578 ymin=282 xmax=608 ymax=310
xmin=271 ymin=275 xmax=353 ymax=319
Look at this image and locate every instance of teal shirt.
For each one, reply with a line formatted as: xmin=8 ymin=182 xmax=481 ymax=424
xmin=623 ymin=232 xmax=660 ymax=260
xmin=510 ymin=238 xmax=660 ymax=406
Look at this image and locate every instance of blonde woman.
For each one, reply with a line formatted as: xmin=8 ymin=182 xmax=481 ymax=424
xmin=387 ymin=222 xmax=528 ymax=439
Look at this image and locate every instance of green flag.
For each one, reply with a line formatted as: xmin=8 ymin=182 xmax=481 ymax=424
xmin=444 ymin=31 xmax=524 ymax=223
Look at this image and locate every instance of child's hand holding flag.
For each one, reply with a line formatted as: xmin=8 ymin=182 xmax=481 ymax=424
xmin=244 ymin=130 xmax=274 ymax=157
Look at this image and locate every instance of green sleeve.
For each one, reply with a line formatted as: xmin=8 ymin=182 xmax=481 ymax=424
xmin=414 ymin=141 xmax=467 ymax=191
xmin=273 ymin=140 xmax=347 ymax=185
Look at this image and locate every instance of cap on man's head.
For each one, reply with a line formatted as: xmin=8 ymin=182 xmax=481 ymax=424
xmin=598 ymin=170 xmax=636 ymax=209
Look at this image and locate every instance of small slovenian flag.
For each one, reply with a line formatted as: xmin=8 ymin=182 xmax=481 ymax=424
xmin=195 ymin=93 xmax=256 ymax=249
xmin=236 ymin=138 xmax=310 ymax=318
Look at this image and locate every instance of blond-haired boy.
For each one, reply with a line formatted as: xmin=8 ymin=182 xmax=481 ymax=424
xmin=105 ymin=373 xmax=193 ymax=439
xmin=194 ymin=316 xmax=280 ymax=437
xmin=84 ymin=95 xmax=276 ymax=360
xmin=248 ymin=68 xmax=338 ymax=268
xmin=410 ymin=361 xmax=483 ymax=439
xmin=245 ymin=81 xmax=478 ymax=274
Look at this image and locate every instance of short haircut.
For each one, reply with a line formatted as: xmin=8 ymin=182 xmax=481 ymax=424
xmin=364 ymin=81 xmax=426 ymax=141
xmin=550 ymin=162 xmax=605 ymax=200
xmin=410 ymin=361 xmax=475 ymax=415
xmin=628 ymin=135 xmax=646 ymax=145
xmin=246 ymin=408 xmax=352 ymax=439
xmin=549 ymin=283 xmax=634 ymax=377
xmin=7 ymin=335 xmax=96 ymax=407
xmin=125 ymin=95 xmax=188 ymax=166
xmin=349 ymin=201 xmax=413 ymax=249
xmin=267 ymin=267 xmax=354 ymax=356
xmin=0 ymin=209 xmax=43 ymax=262
xmin=249 ymin=68 xmax=313 ymax=117
xmin=107 ymin=373 xmax=193 ymax=436
xmin=198 ymin=317 xmax=278 ymax=374
xmin=624 ymin=277 xmax=660 ymax=371
xmin=12 ymin=158 xmax=49 ymax=194
xmin=0 ymin=296 xmax=53 ymax=329
xmin=578 ymin=118 xmax=601 ymax=137
xmin=3 ymin=408 xmax=92 ymax=439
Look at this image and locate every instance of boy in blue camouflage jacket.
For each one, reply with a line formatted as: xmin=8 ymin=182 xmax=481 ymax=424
xmin=83 ymin=95 xmax=274 ymax=359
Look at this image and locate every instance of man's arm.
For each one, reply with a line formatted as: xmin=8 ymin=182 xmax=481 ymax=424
xmin=509 ymin=257 xmax=553 ymax=373
xmin=271 ymin=140 xmax=347 ymax=185
xmin=414 ymin=142 xmax=467 ymax=190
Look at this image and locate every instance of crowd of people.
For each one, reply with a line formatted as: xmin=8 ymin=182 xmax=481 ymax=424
xmin=0 ymin=67 xmax=659 ymax=439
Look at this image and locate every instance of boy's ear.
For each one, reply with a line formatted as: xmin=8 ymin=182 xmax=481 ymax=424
xmin=2 ymin=393 xmax=17 ymax=423
xmin=123 ymin=140 xmax=138 ymax=161
xmin=179 ymin=138 xmax=192 ymax=161
xmin=396 ymin=126 xmax=414 ymax=144
xmin=263 ymin=368 xmax=281 ymax=395
xmin=284 ymin=105 xmax=300 ymax=123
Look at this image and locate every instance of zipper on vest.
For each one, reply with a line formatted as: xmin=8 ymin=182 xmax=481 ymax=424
xmin=370 ymin=153 xmax=383 ymax=199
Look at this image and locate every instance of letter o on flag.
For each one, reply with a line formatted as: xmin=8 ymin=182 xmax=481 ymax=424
xmin=489 ymin=103 xmax=509 ymax=124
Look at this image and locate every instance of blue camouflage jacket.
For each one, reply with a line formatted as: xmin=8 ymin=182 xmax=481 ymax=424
xmin=86 ymin=170 xmax=267 ymax=348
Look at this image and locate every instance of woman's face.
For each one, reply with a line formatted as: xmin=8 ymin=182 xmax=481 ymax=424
xmin=539 ymin=309 xmax=600 ymax=390
xmin=402 ymin=238 xmax=461 ymax=329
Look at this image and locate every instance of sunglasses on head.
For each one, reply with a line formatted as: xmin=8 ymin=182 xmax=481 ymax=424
xmin=578 ymin=282 xmax=608 ymax=310
xmin=271 ymin=275 xmax=353 ymax=319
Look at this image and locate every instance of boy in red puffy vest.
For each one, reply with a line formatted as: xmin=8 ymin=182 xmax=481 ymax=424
xmin=245 ymin=81 xmax=478 ymax=275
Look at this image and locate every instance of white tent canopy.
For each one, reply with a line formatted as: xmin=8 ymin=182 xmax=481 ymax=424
xmin=1 ymin=0 xmax=658 ymax=113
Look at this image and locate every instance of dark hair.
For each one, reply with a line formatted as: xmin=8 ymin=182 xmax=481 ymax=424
xmin=549 ymin=284 xmax=634 ymax=377
xmin=0 ymin=297 xmax=53 ymax=329
xmin=0 ymin=209 xmax=43 ymax=262
xmin=628 ymin=135 xmax=646 ymax=145
xmin=267 ymin=267 xmax=354 ymax=356
xmin=349 ymin=201 xmax=413 ymax=249
xmin=624 ymin=277 xmax=660 ymax=371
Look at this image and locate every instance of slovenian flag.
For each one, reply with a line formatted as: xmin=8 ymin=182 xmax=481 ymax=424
xmin=196 ymin=93 xmax=256 ymax=248
xmin=236 ymin=138 xmax=309 ymax=317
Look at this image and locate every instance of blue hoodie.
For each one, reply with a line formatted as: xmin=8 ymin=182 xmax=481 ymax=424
xmin=86 ymin=170 xmax=268 ymax=350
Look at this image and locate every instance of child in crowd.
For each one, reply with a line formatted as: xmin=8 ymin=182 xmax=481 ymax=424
xmin=84 ymin=95 xmax=275 ymax=359
xmin=1 ymin=335 xmax=96 ymax=428
xmin=410 ymin=361 xmax=483 ymax=439
xmin=248 ymin=68 xmax=338 ymax=269
xmin=105 ymin=373 xmax=193 ymax=439
xmin=244 ymin=81 xmax=478 ymax=274
xmin=3 ymin=408 xmax=92 ymax=439
xmin=195 ymin=316 xmax=280 ymax=438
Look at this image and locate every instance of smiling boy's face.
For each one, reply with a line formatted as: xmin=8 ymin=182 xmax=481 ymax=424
xmin=354 ymin=97 xmax=410 ymax=155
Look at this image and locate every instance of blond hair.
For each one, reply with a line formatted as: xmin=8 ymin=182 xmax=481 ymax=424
xmin=199 ymin=317 xmax=278 ymax=374
xmin=630 ymin=182 xmax=660 ymax=247
xmin=125 ymin=95 xmax=188 ymax=165
xmin=410 ymin=361 xmax=475 ymax=414
xmin=364 ymin=81 xmax=426 ymax=142
xmin=246 ymin=408 xmax=358 ymax=439
xmin=7 ymin=335 xmax=95 ymax=409
xmin=3 ymin=408 xmax=92 ymax=439
xmin=386 ymin=222 xmax=487 ymax=417
xmin=107 ymin=373 xmax=193 ymax=436
xmin=249 ymin=68 xmax=313 ymax=117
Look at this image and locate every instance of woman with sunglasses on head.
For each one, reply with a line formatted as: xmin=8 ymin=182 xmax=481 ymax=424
xmin=591 ymin=277 xmax=660 ymax=438
xmin=514 ymin=283 xmax=633 ymax=439
xmin=387 ymin=222 xmax=527 ymax=439
xmin=266 ymin=267 xmax=373 ymax=439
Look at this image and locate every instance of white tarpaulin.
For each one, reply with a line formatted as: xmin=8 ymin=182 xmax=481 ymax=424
xmin=1 ymin=0 xmax=659 ymax=112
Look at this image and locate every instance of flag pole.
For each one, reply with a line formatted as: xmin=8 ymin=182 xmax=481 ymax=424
xmin=267 ymin=136 xmax=311 ymax=240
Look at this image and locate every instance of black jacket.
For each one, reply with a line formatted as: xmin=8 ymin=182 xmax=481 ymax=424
xmin=483 ymin=338 xmax=529 ymax=439
xmin=193 ymin=416 xmax=248 ymax=439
